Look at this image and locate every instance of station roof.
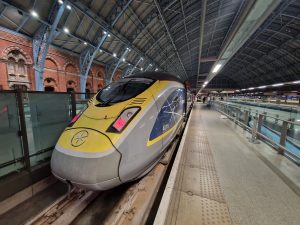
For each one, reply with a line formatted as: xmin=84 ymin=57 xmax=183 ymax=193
xmin=1 ymin=0 xmax=299 ymax=91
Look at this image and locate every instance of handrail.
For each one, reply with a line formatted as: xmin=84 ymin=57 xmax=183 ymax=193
xmin=212 ymin=101 xmax=300 ymax=162
xmin=215 ymin=101 xmax=300 ymax=126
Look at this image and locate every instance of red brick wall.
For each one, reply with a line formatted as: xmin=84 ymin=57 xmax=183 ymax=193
xmin=0 ymin=30 xmax=122 ymax=92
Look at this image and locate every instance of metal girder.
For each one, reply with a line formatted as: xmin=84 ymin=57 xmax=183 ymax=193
xmin=78 ymin=0 xmax=133 ymax=96
xmin=68 ymin=0 xmax=156 ymax=66
xmin=153 ymin=0 xmax=188 ymax=80
xmin=180 ymin=0 xmax=192 ymax=70
xmin=16 ymin=15 xmax=29 ymax=32
xmin=196 ymin=0 xmax=207 ymax=89
xmin=106 ymin=48 xmax=130 ymax=83
xmin=121 ymin=65 xmax=133 ymax=78
xmin=32 ymin=2 xmax=65 ymax=91
xmin=127 ymin=57 xmax=143 ymax=76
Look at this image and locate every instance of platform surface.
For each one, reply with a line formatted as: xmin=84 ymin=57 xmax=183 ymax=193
xmin=161 ymin=103 xmax=300 ymax=225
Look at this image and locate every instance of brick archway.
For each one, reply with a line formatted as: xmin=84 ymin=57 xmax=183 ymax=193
xmin=2 ymin=46 xmax=33 ymax=64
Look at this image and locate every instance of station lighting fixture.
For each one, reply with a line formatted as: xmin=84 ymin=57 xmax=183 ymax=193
xmin=66 ymin=5 xmax=72 ymax=10
xmin=63 ymin=27 xmax=69 ymax=33
xmin=99 ymin=49 xmax=103 ymax=53
xmin=103 ymin=31 xmax=107 ymax=34
xmin=248 ymin=87 xmax=254 ymax=90
xmin=155 ymin=68 xmax=158 ymax=71
xmin=149 ymin=64 xmax=152 ymax=66
xmin=58 ymin=0 xmax=63 ymax=4
xmin=258 ymin=85 xmax=266 ymax=89
xmin=122 ymin=58 xmax=126 ymax=62
xmin=113 ymin=53 xmax=117 ymax=57
xmin=108 ymin=34 xmax=111 ymax=37
xmin=241 ymin=89 xmax=246 ymax=91
xmin=292 ymin=80 xmax=300 ymax=84
xmin=126 ymin=47 xmax=131 ymax=51
xmin=84 ymin=42 xmax=87 ymax=45
xmin=212 ymin=64 xmax=222 ymax=73
xmin=30 ymin=10 xmax=38 ymax=18
xmin=141 ymin=57 xmax=144 ymax=60
xmin=272 ymin=83 xmax=284 ymax=87
xmin=141 ymin=68 xmax=143 ymax=71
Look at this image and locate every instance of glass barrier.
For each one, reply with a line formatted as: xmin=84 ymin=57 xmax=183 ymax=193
xmin=213 ymin=100 xmax=300 ymax=164
xmin=26 ymin=93 xmax=72 ymax=166
xmin=285 ymin=123 xmax=300 ymax=162
xmin=0 ymin=93 xmax=24 ymax=177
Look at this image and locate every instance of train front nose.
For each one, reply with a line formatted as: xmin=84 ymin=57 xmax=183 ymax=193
xmin=51 ymin=128 xmax=122 ymax=190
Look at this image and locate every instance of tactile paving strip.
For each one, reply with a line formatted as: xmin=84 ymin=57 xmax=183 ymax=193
xmin=167 ymin=110 xmax=232 ymax=225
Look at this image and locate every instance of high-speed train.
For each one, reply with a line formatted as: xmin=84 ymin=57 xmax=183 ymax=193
xmin=51 ymin=72 xmax=193 ymax=190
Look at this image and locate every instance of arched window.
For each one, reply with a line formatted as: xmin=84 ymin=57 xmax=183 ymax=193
xmin=17 ymin=59 xmax=25 ymax=76
xmin=7 ymin=50 xmax=30 ymax=90
xmin=7 ymin=57 xmax=15 ymax=75
xmin=65 ymin=63 xmax=77 ymax=74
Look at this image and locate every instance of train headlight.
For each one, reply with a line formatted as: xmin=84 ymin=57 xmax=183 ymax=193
xmin=108 ymin=107 xmax=140 ymax=133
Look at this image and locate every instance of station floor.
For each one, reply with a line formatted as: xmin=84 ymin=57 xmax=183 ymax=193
xmin=157 ymin=103 xmax=300 ymax=225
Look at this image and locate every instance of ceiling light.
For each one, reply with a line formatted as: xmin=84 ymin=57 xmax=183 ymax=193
xmin=272 ymin=83 xmax=284 ymax=87
xmin=212 ymin=64 xmax=222 ymax=73
xmin=30 ymin=10 xmax=38 ymax=18
xmin=126 ymin=47 xmax=130 ymax=51
xmin=103 ymin=31 xmax=107 ymax=35
xmin=292 ymin=80 xmax=300 ymax=84
xmin=63 ymin=27 xmax=69 ymax=33
xmin=58 ymin=0 xmax=63 ymax=4
xmin=122 ymin=58 xmax=125 ymax=62
xmin=66 ymin=5 xmax=71 ymax=10
xmin=141 ymin=57 xmax=143 ymax=60
xmin=241 ymin=89 xmax=246 ymax=91
xmin=155 ymin=68 xmax=158 ymax=71
xmin=141 ymin=68 xmax=143 ymax=71
xmin=113 ymin=53 xmax=117 ymax=57
xmin=235 ymin=90 xmax=240 ymax=92
xmin=84 ymin=42 xmax=87 ymax=45
xmin=108 ymin=34 xmax=111 ymax=37
xmin=149 ymin=64 xmax=152 ymax=66
xmin=99 ymin=49 xmax=103 ymax=53
xmin=248 ymin=87 xmax=254 ymax=90
xmin=258 ymin=85 xmax=266 ymax=89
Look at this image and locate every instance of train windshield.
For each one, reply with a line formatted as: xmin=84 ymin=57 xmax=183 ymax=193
xmin=96 ymin=78 xmax=153 ymax=105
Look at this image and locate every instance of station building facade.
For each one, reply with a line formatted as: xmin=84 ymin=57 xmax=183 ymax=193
xmin=0 ymin=29 xmax=122 ymax=93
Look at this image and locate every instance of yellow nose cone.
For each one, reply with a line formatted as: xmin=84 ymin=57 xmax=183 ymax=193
xmin=57 ymin=128 xmax=113 ymax=153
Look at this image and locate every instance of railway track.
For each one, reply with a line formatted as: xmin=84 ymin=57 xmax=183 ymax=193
xmin=24 ymin=123 xmax=186 ymax=225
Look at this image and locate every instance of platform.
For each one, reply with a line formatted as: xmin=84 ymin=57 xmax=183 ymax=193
xmin=155 ymin=103 xmax=300 ymax=225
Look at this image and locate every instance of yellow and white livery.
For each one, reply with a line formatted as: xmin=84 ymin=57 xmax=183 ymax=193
xmin=51 ymin=72 xmax=193 ymax=190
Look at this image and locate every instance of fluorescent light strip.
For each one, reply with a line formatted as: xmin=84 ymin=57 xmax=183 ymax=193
xmin=272 ymin=83 xmax=284 ymax=87
xmin=258 ymin=85 xmax=267 ymax=89
xmin=212 ymin=64 xmax=222 ymax=73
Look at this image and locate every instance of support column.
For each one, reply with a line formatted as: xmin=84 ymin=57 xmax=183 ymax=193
xmin=106 ymin=48 xmax=130 ymax=83
xmin=32 ymin=3 xmax=65 ymax=91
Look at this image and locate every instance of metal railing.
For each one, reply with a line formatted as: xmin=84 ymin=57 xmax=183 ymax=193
xmin=212 ymin=101 xmax=300 ymax=165
xmin=0 ymin=90 xmax=95 ymax=179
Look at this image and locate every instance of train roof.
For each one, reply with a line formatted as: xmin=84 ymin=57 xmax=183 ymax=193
xmin=127 ymin=72 xmax=184 ymax=84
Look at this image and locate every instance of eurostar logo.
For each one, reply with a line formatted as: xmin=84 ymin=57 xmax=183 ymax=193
xmin=71 ymin=130 xmax=89 ymax=147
